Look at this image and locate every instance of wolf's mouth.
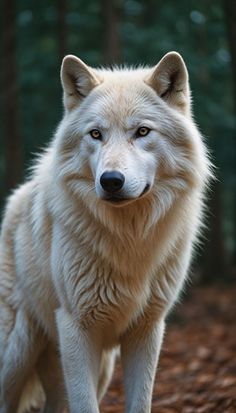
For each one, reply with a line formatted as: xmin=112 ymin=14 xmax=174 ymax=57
xmin=140 ymin=183 xmax=150 ymax=196
xmin=105 ymin=197 xmax=129 ymax=204
xmin=102 ymin=183 xmax=151 ymax=205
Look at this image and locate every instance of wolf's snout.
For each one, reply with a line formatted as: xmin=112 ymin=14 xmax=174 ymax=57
xmin=100 ymin=171 xmax=125 ymax=193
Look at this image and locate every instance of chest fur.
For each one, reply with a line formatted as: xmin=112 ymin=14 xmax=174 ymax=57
xmin=54 ymin=227 xmax=158 ymax=338
xmin=52 ymin=199 xmax=188 ymax=340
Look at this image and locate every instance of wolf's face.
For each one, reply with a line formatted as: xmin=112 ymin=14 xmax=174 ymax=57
xmin=57 ymin=53 xmax=209 ymax=210
xmin=70 ymin=82 xmax=165 ymax=206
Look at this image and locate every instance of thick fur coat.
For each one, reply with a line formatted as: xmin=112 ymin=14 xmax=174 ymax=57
xmin=0 ymin=52 xmax=211 ymax=413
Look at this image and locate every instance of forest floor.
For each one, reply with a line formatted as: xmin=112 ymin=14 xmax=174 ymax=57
xmin=101 ymin=282 xmax=236 ymax=413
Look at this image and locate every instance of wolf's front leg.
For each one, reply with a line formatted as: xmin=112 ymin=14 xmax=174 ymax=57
xmin=36 ymin=342 xmax=66 ymax=413
xmin=56 ymin=308 xmax=101 ymax=413
xmin=0 ymin=309 xmax=45 ymax=413
xmin=121 ymin=318 xmax=165 ymax=413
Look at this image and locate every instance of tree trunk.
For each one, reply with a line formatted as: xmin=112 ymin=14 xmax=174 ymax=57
xmin=223 ymin=1 xmax=236 ymax=105
xmin=101 ymin=0 xmax=122 ymax=65
xmin=191 ymin=2 xmax=226 ymax=280
xmin=2 ymin=0 xmax=22 ymax=192
xmin=57 ymin=0 xmax=67 ymax=63
xmin=202 ymin=182 xmax=226 ymax=280
xmin=223 ymin=0 xmax=236 ymax=266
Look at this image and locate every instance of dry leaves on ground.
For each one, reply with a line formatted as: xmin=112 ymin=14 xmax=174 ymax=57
xmin=101 ymin=283 xmax=236 ymax=413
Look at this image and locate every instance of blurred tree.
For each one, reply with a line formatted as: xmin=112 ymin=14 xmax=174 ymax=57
xmin=192 ymin=1 xmax=226 ymax=279
xmin=101 ymin=0 xmax=122 ymax=64
xmin=223 ymin=0 xmax=236 ymax=264
xmin=223 ymin=1 xmax=236 ymax=107
xmin=2 ymin=0 xmax=22 ymax=192
xmin=57 ymin=0 xmax=67 ymax=62
xmin=203 ymin=182 xmax=227 ymax=280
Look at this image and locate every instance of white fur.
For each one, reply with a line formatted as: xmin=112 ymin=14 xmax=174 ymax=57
xmin=0 ymin=52 xmax=211 ymax=413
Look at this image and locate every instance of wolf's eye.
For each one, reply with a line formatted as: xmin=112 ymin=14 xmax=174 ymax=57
xmin=136 ymin=127 xmax=150 ymax=138
xmin=90 ymin=129 xmax=102 ymax=140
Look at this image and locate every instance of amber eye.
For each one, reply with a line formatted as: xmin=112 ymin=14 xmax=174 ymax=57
xmin=90 ymin=129 xmax=102 ymax=140
xmin=136 ymin=127 xmax=151 ymax=138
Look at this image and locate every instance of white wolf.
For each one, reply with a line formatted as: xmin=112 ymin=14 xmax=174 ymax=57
xmin=0 ymin=52 xmax=211 ymax=413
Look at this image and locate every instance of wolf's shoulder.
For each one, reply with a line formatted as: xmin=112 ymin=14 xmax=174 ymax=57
xmin=0 ymin=180 xmax=36 ymax=235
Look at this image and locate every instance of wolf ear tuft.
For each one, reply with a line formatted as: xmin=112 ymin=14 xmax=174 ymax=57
xmin=145 ymin=52 xmax=190 ymax=114
xmin=61 ymin=55 xmax=102 ymax=111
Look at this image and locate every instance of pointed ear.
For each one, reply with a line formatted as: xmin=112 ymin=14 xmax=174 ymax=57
xmin=61 ymin=55 xmax=102 ymax=111
xmin=145 ymin=52 xmax=190 ymax=114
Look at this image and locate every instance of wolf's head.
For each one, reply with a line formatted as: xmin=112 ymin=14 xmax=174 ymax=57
xmin=54 ymin=52 xmax=210 ymax=218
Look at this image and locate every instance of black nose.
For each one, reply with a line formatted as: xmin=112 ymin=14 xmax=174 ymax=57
xmin=100 ymin=171 xmax=125 ymax=193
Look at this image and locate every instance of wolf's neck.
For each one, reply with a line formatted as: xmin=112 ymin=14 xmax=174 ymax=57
xmin=88 ymin=199 xmax=160 ymax=242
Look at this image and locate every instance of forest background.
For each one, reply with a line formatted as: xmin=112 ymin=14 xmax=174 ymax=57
xmin=1 ymin=0 xmax=236 ymax=283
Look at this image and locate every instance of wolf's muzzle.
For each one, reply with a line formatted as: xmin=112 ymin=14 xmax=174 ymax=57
xmin=100 ymin=171 xmax=125 ymax=193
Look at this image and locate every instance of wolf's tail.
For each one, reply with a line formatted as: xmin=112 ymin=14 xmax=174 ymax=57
xmin=17 ymin=371 xmax=45 ymax=413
